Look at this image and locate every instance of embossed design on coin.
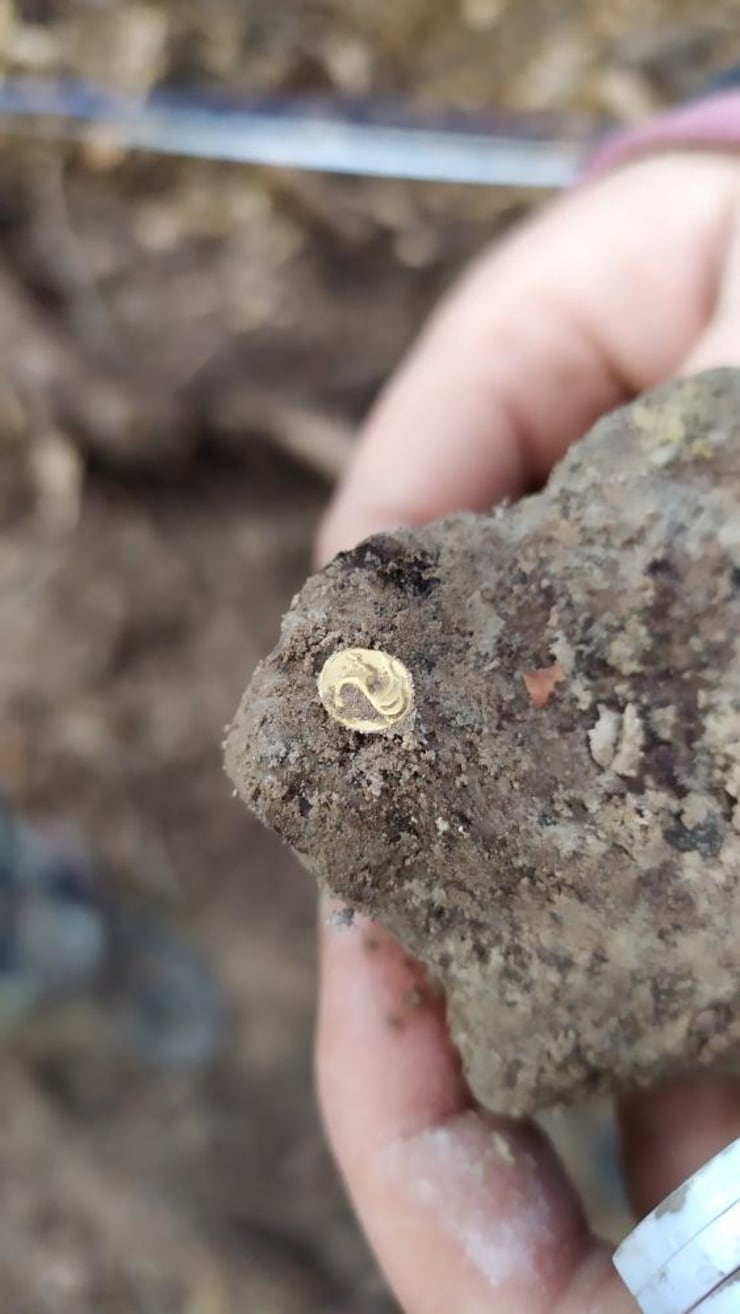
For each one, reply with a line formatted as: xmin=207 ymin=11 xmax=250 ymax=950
xmin=317 ymin=648 xmax=415 ymax=734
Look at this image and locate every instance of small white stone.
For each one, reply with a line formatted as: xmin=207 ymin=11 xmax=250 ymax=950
xmin=549 ymin=632 xmax=576 ymax=676
xmin=589 ymin=704 xmax=645 ymax=777
xmin=612 ymin=704 xmax=644 ymax=778
xmin=650 ymin=704 xmax=677 ymax=742
xmin=588 ymin=705 xmax=620 ymax=769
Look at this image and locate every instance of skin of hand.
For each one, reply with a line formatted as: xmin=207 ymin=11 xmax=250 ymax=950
xmin=314 ymin=152 xmax=740 ymax=1314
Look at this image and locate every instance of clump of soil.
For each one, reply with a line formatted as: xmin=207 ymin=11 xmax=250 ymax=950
xmin=227 ymin=371 xmax=740 ymax=1115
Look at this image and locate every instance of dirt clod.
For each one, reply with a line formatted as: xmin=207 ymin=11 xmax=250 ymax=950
xmin=227 ymin=370 xmax=740 ymax=1115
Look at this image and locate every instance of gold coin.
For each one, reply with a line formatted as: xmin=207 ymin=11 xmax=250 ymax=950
xmin=317 ymin=648 xmax=415 ymax=734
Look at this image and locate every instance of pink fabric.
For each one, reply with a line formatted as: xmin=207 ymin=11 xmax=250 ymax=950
xmin=581 ymin=90 xmax=740 ymax=182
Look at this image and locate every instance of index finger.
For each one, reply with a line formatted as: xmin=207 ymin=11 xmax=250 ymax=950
xmin=317 ymin=154 xmax=740 ymax=564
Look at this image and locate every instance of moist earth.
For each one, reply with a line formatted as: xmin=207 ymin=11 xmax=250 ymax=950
xmin=227 ymin=370 xmax=740 ymax=1115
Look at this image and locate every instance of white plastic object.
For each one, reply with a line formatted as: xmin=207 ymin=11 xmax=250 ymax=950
xmin=635 ymin=1201 xmax=740 ymax=1314
xmin=613 ymin=1137 xmax=740 ymax=1314
xmin=699 ymin=1272 xmax=740 ymax=1313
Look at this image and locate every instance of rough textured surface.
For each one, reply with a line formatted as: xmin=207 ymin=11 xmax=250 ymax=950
xmin=7 ymin=0 xmax=740 ymax=1292
xmin=226 ymin=370 xmax=740 ymax=1115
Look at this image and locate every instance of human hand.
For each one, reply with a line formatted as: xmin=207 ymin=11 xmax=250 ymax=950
xmin=315 ymin=154 xmax=740 ymax=1314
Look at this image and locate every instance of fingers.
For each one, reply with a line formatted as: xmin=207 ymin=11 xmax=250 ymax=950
xmin=317 ymin=914 xmax=638 ymax=1314
xmin=318 ymin=154 xmax=740 ymax=564
xmin=682 ymin=198 xmax=740 ymax=372
xmin=619 ymin=1075 xmax=740 ymax=1220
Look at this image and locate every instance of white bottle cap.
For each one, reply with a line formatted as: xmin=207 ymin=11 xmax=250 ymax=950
xmin=613 ymin=1137 xmax=740 ymax=1314
xmin=633 ymin=1201 xmax=740 ymax=1314
xmin=700 ymin=1272 xmax=740 ymax=1313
